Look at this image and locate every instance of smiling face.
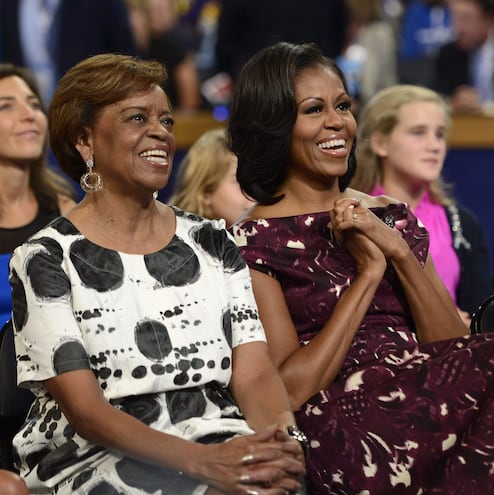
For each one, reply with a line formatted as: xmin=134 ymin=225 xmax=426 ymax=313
xmin=0 ymin=75 xmax=47 ymax=168
xmin=288 ymin=65 xmax=356 ymax=189
xmin=76 ymin=84 xmax=176 ymax=197
xmin=373 ymin=101 xmax=447 ymax=189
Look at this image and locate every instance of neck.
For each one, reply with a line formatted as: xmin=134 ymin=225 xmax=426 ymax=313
xmin=0 ymin=165 xmax=39 ymax=227
xmin=68 ymin=192 xmax=174 ymax=254
xmin=0 ymin=162 xmax=31 ymax=201
xmin=276 ymin=176 xmax=342 ymax=215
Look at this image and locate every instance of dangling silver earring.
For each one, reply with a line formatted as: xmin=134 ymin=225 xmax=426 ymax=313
xmin=153 ymin=191 xmax=159 ymax=200
xmin=80 ymin=158 xmax=103 ymax=193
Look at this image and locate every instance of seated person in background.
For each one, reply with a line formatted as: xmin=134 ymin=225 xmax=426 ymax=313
xmin=126 ymin=0 xmax=202 ymax=112
xmin=229 ymin=41 xmax=494 ymax=494
xmin=336 ymin=0 xmax=398 ymax=113
xmin=433 ymin=0 xmax=494 ymax=114
xmin=140 ymin=0 xmax=203 ymax=111
xmin=397 ymin=0 xmax=453 ymax=87
xmin=9 ymin=54 xmax=306 ymax=494
xmin=351 ymin=84 xmax=493 ymax=326
xmin=0 ymin=469 xmax=29 ymax=495
xmin=170 ymin=128 xmax=254 ymax=226
xmin=0 ymin=63 xmax=76 ymax=329
xmin=0 ymin=0 xmax=138 ymax=104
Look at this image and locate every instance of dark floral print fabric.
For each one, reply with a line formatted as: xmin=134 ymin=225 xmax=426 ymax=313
xmin=233 ymin=203 xmax=494 ymax=494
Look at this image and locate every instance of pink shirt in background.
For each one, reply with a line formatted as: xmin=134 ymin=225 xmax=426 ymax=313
xmin=371 ymin=186 xmax=460 ymax=303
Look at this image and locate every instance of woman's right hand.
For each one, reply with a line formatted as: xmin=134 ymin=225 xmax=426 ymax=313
xmin=197 ymin=425 xmax=305 ymax=494
xmin=330 ymin=198 xmax=387 ymax=277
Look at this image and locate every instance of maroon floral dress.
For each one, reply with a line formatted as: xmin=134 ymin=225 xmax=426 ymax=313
xmin=232 ymin=203 xmax=494 ymax=495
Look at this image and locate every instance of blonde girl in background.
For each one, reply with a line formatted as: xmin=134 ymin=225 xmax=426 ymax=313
xmin=351 ymin=84 xmax=492 ymax=327
xmin=170 ymin=128 xmax=254 ymax=226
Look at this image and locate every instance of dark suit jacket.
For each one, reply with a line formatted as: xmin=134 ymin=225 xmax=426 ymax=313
xmin=433 ymin=41 xmax=471 ymax=97
xmin=445 ymin=204 xmax=493 ymax=315
xmin=0 ymin=0 xmax=137 ymax=80
xmin=215 ymin=0 xmax=348 ymax=80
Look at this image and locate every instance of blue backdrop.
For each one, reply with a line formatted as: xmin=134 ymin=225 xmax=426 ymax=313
xmin=443 ymin=148 xmax=494 ymax=277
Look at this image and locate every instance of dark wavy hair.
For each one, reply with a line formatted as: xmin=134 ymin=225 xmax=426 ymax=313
xmin=49 ymin=54 xmax=168 ymax=183
xmin=0 ymin=63 xmax=75 ymax=212
xmin=227 ymin=42 xmax=356 ymax=205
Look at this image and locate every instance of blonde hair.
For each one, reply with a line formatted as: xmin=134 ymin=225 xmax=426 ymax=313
xmin=352 ymin=84 xmax=454 ymax=205
xmin=170 ymin=128 xmax=234 ymax=218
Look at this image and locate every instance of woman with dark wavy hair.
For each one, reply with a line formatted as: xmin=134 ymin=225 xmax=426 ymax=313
xmin=230 ymin=41 xmax=494 ymax=494
xmin=0 ymin=63 xmax=75 ymax=329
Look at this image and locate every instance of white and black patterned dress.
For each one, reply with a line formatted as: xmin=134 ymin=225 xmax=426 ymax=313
xmin=9 ymin=207 xmax=265 ymax=495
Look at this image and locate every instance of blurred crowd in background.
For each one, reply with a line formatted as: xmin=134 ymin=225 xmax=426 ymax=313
xmin=1 ymin=0 xmax=493 ymax=116
xmin=0 ymin=0 xmax=493 ymax=272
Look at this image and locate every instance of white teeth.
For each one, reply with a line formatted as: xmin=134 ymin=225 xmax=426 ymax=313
xmin=139 ymin=149 xmax=169 ymax=164
xmin=318 ymin=139 xmax=346 ymax=149
xmin=140 ymin=150 xmax=168 ymax=158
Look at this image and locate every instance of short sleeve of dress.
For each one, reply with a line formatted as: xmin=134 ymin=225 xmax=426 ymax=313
xmin=216 ymin=223 xmax=267 ymax=348
xmin=9 ymin=231 xmax=90 ymax=388
xmin=231 ymin=220 xmax=281 ymax=280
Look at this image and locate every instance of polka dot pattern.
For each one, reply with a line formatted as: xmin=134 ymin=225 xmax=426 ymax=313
xmin=9 ymin=208 xmax=265 ymax=493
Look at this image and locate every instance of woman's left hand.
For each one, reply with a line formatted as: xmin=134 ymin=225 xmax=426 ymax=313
xmin=333 ymin=198 xmax=408 ymax=260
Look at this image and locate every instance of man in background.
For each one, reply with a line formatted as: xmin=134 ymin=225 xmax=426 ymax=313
xmin=433 ymin=0 xmax=494 ymax=113
xmin=0 ymin=0 xmax=137 ymax=103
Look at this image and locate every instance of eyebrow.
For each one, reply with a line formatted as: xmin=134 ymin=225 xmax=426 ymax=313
xmin=0 ymin=94 xmax=39 ymax=102
xmin=298 ymin=91 xmax=348 ymax=105
xmin=120 ymin=105 xmax=172 ymax=114
xmin=298 ymin=96 xmax=324 ymax=104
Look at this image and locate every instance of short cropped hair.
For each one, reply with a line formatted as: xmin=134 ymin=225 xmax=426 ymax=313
xmin=49 ymin=54 xmax=168 ymax=182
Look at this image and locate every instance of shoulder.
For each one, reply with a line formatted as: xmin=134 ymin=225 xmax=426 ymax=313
xmin=172 ymin=205 xmax=226 ymax=231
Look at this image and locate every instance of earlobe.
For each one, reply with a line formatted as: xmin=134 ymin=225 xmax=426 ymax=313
xmin=370 ymin=131 xmax=388 ymax=158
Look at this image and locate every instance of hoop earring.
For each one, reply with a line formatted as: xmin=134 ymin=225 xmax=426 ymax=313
xmin=80 ymin=159 xmax=103 ymax=193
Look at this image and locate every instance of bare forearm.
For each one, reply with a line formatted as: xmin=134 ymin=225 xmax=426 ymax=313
xmin=235 ymin=372 xmax=296 ymax=431
xmin=68 ymin=399 xmax=204 ymax=476
xmin=281 ymin=269 xmax=382 ymax=409
xmin=231 ymin=344 xmax=297 ymax=430
xmin=46 ymin=368 xmax=305 ymax=495
xmin=390 ymin=250 xmax=467 ymax=342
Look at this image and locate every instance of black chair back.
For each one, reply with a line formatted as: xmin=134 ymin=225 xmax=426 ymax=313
xmin=0 ymin=320 xmax=34 ymax=470
xmin=470 ymin=295 xmax=494 ymax=335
